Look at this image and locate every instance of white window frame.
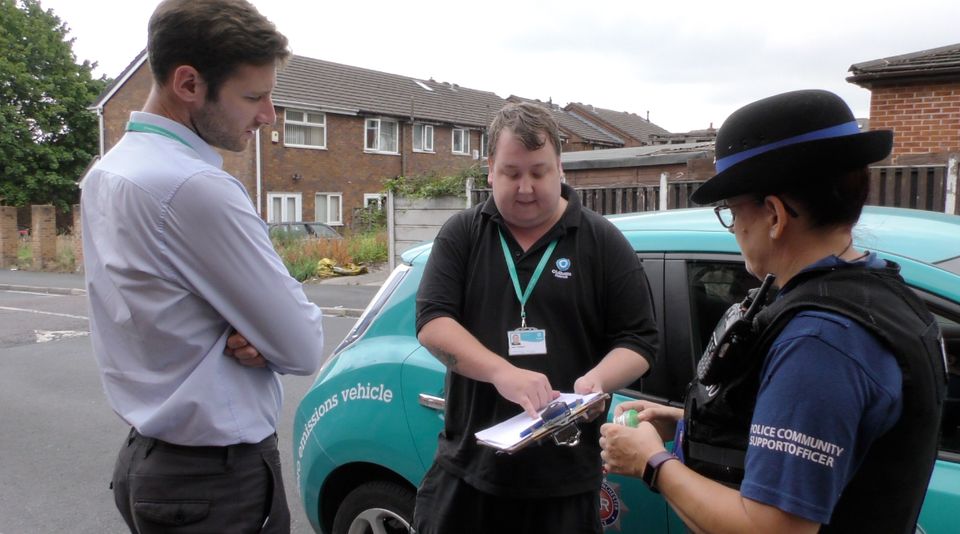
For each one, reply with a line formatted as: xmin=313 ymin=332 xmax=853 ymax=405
xmin=283 ymin=109 xmax=326 ymax=149
xmin=452 ymin=128 xmax=470 ymax=155
xmin=413 ymin=123 xmax=434 ymax=153
xmin=365 ymin=118 xmax=399 ymax=154
xmin=315 ymin=193 xmax=343 ymax=226
xmin=480 ymin=131 xmax=488 ymax=159
xmin=363 ymin=193 xmax=384 ymax=209
xmin=266 ymin=192 xmax=302 ymax=223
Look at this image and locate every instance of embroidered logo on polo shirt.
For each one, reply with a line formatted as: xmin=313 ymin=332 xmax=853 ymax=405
xmin=552 ymin=258 xmax=573 ymax=279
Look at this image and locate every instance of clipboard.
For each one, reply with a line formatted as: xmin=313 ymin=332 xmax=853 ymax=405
xmin=475 ymin=392 xmax=609 ymax=454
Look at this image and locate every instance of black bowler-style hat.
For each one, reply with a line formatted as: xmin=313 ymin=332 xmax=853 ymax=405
xmin=691 ymin=89 xmax=893 ymax=205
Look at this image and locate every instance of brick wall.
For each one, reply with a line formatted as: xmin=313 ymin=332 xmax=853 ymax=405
xmin=868 ymin=83 xmax=960 ymax=158
xmin=0 ymin=206 xmax=16 ymax=268
xmin=31 ymin=205 xmax=56 ymax=270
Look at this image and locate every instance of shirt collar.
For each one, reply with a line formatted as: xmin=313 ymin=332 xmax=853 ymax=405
xmin=128 ymin=111 xmax=224 ymax=168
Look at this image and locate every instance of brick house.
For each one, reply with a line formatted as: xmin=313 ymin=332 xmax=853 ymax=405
xmin=847 ymin=42 xmax=960 ymax=162
xmin=89 ymin=52 xmax=690 ymax=227
xmin=89 ymin=52 xmax=507 ymax=228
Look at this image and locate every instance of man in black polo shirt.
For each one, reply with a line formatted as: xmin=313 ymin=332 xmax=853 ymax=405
xmin=413 ymin=102 xmax=659 ymax=534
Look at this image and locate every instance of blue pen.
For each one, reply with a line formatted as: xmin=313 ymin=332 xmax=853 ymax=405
xmin=520 ymin=398 xmax=584 ymax=437
xmin=519 ymin=418 xmax=544 ymax=438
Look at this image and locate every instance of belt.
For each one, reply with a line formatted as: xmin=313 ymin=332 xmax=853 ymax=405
xmin=130 ymin=429 xmax=277 ymax=458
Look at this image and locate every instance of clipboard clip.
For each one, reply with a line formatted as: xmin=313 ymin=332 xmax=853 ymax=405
xmin=528 ymin=398 xmax=585 ymax=448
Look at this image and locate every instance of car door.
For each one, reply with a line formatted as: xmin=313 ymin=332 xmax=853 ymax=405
xmin=611 ymin=254 xmax=758 ymax=533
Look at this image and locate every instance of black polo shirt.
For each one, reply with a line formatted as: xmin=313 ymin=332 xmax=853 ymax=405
xmin=416 ymin=184 xmax=659 ymax=498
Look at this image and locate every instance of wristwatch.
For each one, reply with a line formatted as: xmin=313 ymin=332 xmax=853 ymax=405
xmin=642 ymin=451 xmax=679 ymax=493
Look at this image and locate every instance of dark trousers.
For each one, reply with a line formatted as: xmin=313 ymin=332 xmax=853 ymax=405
xmin=112 ymin=428 xmax=290 ymax=533
xmin=412 ymin=463 xmax=602 ymax=534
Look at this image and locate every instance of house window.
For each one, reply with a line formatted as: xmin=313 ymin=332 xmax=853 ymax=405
xmin=480 ymin=131 xmax=488 ymax=159
xmin=284 ymin=109 xmax=326 ymax=148
xmin=316 ymin=193 xmax=343 ymax=225
xmin=267 ymin=192 xmax=302 ymax=223
xmin=363 ymin=193 xmax=384 ymax=209
xmin=413 ymin=124 xmax=434 ymax=152
xmin=365 ymin=118 xmax=399 ymax=153
xmin=452 ymin=128 xmax=470 ymax=155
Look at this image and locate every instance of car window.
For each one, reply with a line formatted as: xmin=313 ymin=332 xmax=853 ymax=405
xmin=687 ymin=261 xmax=760 ymax=357
xmin=307 ymin=223 xmax=339 ymax=238
xmin=937 ymin=311 xmax=960 ymax=455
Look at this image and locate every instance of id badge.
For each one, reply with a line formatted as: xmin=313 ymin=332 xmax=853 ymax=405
xmin=507 ymin=329 xmax=547 ymax=356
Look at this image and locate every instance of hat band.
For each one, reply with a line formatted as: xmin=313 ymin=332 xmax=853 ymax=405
xmin=715 ymin=120 xmax=861 ymax=172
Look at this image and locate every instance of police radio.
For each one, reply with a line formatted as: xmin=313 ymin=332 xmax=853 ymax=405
xmin=696 ymin=274 xmax=776 ymax=386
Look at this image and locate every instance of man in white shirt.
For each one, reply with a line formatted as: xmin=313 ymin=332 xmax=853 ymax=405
xmin=81 ymin=1 xmax=324 ymax=531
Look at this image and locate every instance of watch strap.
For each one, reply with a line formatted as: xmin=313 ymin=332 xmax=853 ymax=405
xmin=642 ymin=451 xmax=679 ymax=493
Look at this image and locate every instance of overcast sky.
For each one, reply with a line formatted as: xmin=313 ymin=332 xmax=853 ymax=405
xmin=38 ymin=0 xmax=960 ymax=133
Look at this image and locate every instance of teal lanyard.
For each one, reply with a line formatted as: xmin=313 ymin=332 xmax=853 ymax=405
xmin=126 ymin=121 xmax=193 ymax=149
xmin=498 ymin=229 xmax=558 ymax=328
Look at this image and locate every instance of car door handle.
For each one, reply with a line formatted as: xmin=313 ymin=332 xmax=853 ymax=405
xmin=418 ymin=394 xmax=445 ymax=411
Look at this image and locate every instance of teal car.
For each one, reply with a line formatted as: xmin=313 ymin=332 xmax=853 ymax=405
xmin=293 ymin=206 xmax=960 ymax=534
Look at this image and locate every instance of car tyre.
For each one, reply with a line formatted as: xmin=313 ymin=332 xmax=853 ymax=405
xmin=331 ymin=480 xmax=415 ymax=534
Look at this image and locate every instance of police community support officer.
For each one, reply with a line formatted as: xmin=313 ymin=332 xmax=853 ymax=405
xmin=599 ymin=89 xmax=947 ymax=533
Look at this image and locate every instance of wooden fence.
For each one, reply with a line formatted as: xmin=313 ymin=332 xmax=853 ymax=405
xmin=868 ymin=165 xmax=955 ymax=212
xmin=470 ymin=181 xmax=705 ymax=214
xmin=470 ymin=164 xmax=959 ymax=216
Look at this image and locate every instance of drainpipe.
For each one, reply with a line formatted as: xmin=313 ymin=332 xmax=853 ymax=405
xmin=946 ymin=155 xmax=958 ymax=215
xmin=255 ymin=129 xmax=263 ymax=217
xmin=98 ymin=107 xmax=105 ymax=156
xmin=659 ymin=172 xmax=669 ymax=210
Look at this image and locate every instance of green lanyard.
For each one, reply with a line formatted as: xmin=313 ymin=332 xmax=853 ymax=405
xmin=498 ymin=229 xmax=558 ymax=329
xmin=126 ymin=121 xmax=193 ymax=149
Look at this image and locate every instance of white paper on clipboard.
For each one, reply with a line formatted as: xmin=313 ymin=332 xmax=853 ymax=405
xmin=475 ymin=392 xmax=607 ymax=452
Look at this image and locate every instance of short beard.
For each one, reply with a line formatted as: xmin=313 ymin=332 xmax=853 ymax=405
xmin=191 ymin=100 xmax=247 ymax=152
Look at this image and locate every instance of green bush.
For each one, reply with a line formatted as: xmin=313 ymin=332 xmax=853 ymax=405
xmin=384 ymin=165 xmax=486 ymax=199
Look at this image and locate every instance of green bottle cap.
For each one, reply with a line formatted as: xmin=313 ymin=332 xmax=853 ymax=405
xmin=615 ymin=409 xmax=639 ymax=427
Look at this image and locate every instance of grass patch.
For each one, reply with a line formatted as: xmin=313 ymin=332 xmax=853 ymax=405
xmin=14 ymin=234 xmax=78 ymax=271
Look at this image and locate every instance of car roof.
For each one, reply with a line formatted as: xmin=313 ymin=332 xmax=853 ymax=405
xmin=611 ymin=206 xmax=960 ymax=265
xmin=401 ymin=206 xmax=960 ymax=268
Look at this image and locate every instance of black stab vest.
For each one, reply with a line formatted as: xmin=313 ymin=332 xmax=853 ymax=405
xmin=683 ymin=261 xmax=947 ymax=532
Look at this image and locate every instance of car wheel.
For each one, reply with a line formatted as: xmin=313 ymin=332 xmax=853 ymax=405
xmin=331 ymin=480 xmax=415 ymax=534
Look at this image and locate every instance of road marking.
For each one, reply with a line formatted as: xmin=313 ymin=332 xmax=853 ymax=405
xmin=0 ymin=306 xmax=88 ymax=321
xmin=3 ymin=290 xmax=56 ymax=296
xmin=35 ymin=330 xmax=90 ymax=343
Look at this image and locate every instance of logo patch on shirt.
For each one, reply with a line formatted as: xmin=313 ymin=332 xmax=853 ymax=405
xmin=599 ymin=479 xmax=629 ymax=530
xmin=552 ymin=257 xmax=573 ymax=279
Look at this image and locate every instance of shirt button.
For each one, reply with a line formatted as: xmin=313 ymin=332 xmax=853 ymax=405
xmin=515 ymin=251 xmax=521 ymax=257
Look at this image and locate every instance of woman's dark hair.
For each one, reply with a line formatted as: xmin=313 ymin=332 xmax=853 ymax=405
xmin=778 ymin=167 xmax=871 ymax=229
xmin=147 ymin=0 xmax=290 ymax=101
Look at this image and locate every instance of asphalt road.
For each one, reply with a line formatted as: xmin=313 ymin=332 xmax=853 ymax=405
xmin=0 ymin=278 xmax=378 ymax=534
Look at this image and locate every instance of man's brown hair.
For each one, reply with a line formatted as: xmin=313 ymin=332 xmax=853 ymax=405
xmin=487 ymin=102 xmax=562 ymax=160
xmin=147 ymin=0 xmax=290 ymax=100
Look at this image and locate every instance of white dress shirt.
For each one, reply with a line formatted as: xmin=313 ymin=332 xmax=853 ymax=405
xmin=81 ymin=111 xmax=324 ymax=446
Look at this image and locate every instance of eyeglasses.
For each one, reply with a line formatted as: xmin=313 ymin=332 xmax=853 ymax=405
xmin=714 ymin=197 xmax=799 ymax=231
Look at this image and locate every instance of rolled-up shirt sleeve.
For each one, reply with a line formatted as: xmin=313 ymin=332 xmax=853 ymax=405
xmin=602 ymin=229 xmax=659 ymax=371
xmin=162 ymin=170 xmax=324 ymax=375
xmin=416 ymin=213 xmax=471 ymax=334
